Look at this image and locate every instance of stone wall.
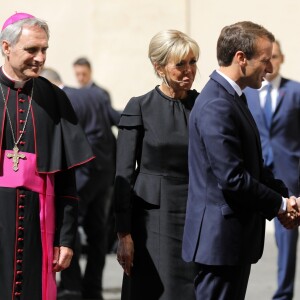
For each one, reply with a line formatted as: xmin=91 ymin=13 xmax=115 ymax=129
xmin=1 ymin=1 xmax=300 ymax=110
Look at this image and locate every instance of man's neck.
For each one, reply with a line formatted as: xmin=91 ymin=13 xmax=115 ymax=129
xmin=217 ymin=69 xmax=243 ymax=96
xmin=3 ymin=62 xmax=26 ymax=78
xmin=81 ymin=81 xmax=93 ymax=88
xmin=2 ymin=65 xmax=29 ymax=88
xmin=219 ymin=65 xmax=248 ymax=89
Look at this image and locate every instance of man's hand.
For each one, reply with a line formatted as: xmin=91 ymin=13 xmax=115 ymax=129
xmin=52 ymin=246 xmax=73 ymax=272
xmin=117 ymin=232 xmax=134 ymax=276
xmin=278 ymin=196 xmax=300 ymax=229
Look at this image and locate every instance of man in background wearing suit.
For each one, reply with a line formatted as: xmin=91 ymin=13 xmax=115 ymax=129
xmin=244 ymin=41 xmax=300 ymax=300
xmin=41 ymin=68 xmax=117 ymax=300
xmin=182 ymin=21 xmax=299 ymax=300
xmin=73 ymin=57 xmax=120 ymax=126
xmin=73 ymin=57 xmax=121 ymax=254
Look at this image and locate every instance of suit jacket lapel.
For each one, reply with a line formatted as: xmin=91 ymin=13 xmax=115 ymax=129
xmin=236 ymin=93 xmax=262 ymax=143
xmin=235 ymin=93 xmax=264 ymax=169
xmin=274 ymin=78 xmax=287 ymax=116
xmin=211 ymin=72 xmax=264 ymax=168
xmin=210 ymin=71 xmax=234 ymax=95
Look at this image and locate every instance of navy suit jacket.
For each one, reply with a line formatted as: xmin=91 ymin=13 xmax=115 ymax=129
xmin=63 ymin=86 xmax=117 ymax=189
xmin=182 ymin=71 xmax=287 ymax=266
xmin=244 ymin=78 xmax=300 ymax=195
xmin=89 ymin=82 xmax=121 ymax=126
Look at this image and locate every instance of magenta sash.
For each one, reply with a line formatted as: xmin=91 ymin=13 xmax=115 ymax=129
xmin=0 ymin=150 xmax=56 ymax=300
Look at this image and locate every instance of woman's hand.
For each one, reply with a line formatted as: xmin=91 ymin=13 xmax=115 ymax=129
xmin=117 ymin=232 xmax=134 ymax=276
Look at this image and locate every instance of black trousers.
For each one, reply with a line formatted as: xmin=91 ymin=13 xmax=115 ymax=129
xmin=60 ymin=170 xmax=113 ymax=299
xmin=194 ymin=263 xmax=251 ymax=300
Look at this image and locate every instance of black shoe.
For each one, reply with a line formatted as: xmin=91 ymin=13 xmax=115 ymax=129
xmin=82 ymin=295 xmax=103 ymax=300
xmin=57 ymin=289 xmax=82 ymax=300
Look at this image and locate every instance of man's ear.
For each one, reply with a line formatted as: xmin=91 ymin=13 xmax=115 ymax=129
xmin=236 ymin=50 xmax=247 ymax=67
xmin=2 ymin=40 xmax=10 ymax=55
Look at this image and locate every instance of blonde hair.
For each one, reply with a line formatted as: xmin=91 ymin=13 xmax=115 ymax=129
xmin=148 ymin=29 xmax=200 ymax=77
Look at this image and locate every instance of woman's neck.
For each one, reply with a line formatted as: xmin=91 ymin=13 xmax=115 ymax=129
xmin=159 ymin=82 xmax=187 ymax=100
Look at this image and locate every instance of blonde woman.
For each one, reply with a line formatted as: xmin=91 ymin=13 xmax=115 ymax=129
xmin=114 ymin=29 xmax=200 ymax=300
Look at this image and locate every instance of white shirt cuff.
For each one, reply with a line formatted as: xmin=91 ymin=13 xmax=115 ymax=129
xmin=279 ymin=197 xmax=287 ymax=214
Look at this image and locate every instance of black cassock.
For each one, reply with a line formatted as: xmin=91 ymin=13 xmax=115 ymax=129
xmin=0 ymin=68 xmax=94 ymax=300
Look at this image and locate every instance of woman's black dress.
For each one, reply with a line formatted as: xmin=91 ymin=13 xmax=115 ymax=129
xmin=114 ymin=86 xmax=199 ymax=300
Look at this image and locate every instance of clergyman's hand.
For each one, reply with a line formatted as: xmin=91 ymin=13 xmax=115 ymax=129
xmin=278 ymin=196 xmax=300 ymax=229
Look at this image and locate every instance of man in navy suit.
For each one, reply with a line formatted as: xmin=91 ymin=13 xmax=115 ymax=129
xmin=244 ymin=41 xmax=300 ymax=300
xmin=182 ymin=21 xmax=299 ymax=300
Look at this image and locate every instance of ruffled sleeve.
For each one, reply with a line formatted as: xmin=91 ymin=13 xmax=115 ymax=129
xmin=118 ymin=97 xmax=143 ymax=127
xmin=114 ymin=97 xmax=144 ymax=232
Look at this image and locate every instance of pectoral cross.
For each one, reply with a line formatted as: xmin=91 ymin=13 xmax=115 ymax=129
xmin=7 ymin=145 xmax=26 ymax=172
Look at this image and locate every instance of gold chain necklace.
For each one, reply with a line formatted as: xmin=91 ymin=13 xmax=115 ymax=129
xmin=0 ymin=80 xmax=34 ymax=171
